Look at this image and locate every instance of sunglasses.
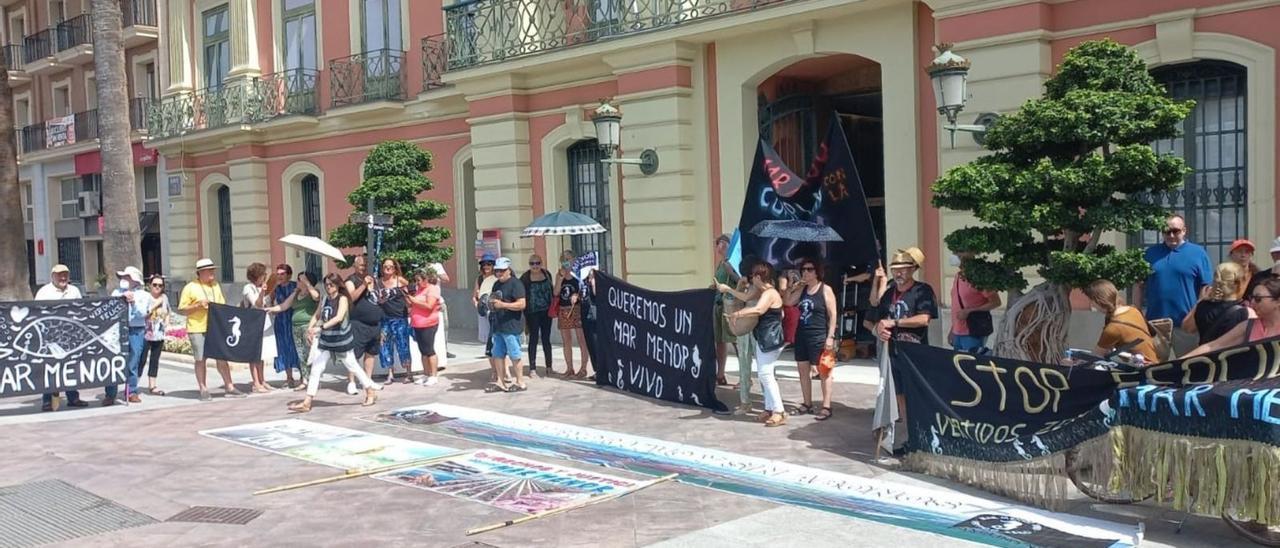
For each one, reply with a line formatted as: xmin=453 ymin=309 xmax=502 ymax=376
xmin=530 ymin=261 xmax=542 ymax=266
xmin=1163 ymin=228 xmax=1184 ymax=235
xmin=151 ymin=283 xmax=164 ymax=288
xmin=800 ymin=266 xmax=816 ymax=272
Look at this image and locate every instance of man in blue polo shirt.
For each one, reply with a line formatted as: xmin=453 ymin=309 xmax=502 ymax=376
xmin=1134 ymin=215 xmax=1213 ymax=356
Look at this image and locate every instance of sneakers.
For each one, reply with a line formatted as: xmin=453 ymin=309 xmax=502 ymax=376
xmin=425 ymin=376 xmax=439 ymax=386
xmin=346 ymin=382 xmax=359 ymax=395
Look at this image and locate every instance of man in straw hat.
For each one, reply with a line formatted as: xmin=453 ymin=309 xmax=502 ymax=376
xmin=178 ymin=259 xmax=246 ymax=400
xmin=872 ymin=247 xmax=938 ymax=457
xmin=37 ymin=264 xmax=87 ymax=411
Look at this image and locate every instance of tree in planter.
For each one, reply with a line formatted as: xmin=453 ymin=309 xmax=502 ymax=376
xmin=329 ymin=141 xmax=453 ymax=269
xmin=931 ymin=39 xmax=1193 ymax=363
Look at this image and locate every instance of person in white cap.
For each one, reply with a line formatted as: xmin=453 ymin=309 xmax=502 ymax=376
xmin=178 ymin=259 xmax=245 ymax=400
xmin=486 ymin=257 xmax=527 ymax=392
xmin=104 ymin=266 xmax=151 ymax=405
xmin=37 ymin=264 xmax=87 ymax=411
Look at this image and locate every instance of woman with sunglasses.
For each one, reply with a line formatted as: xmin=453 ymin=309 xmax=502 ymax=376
xmin=378 ymin=258 xmax=414 ymax=383
xmin=1185 ymin=278 xmax=1280 ymax=357
xmin=292 ymin=274 xmax=381 ymax=412
xmin=271 ymin=264 xmax=302 ymax=388
xmin=720 ymin=262 xmax=787 ymax=427
xmin=474 ymin=255 xmax=497 ymax=358
xmin=784 ymin=258 xmax=838 ymax=421
xmin=139 ymin=275 xmax=170 ymax=396
xmin=555 ymin=250 xmax=591 ymax=379
xmin=520 ymin=254 xmax=554 ymax=377
xmin=242 ymin=263 xmax=296 ymax=393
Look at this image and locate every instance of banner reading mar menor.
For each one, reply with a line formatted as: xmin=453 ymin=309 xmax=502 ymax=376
xmin=594 ymin=271 xmax=727 ymax=413
xmin=0 ymin=298 xmax=128 ymax=398
xmin=895 ymin=339 xmax=1280 ymax=512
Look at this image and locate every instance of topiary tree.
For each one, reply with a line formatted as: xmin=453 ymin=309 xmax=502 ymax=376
xmin=931 ymin=39 xmax=1194 ymax=363
xmin=329 ymin=141 xmax=453 ymax=270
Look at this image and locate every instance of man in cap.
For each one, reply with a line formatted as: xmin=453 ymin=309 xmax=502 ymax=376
xmin=486 ymin=257 xmax=526 ymax=392
xmin=874 ymin=247 xmax=938 ymax=345
xmin=1133 ymin=215 xmax=1213 ymax=356
xmin=178 ymin=259 xmax=244 ymax=400
xmin=37 ymin=264 xmax=87 ymax=411
xmin=104 ymin=266 xmax=151 ymax=405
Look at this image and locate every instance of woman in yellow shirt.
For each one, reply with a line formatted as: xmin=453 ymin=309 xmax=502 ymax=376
xmin=1082 ymin=279 xmax=1159 ymax=364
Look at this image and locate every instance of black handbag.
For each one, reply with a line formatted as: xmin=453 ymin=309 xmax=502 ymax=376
xmin=956 ymin=281 xmax=994 ymax=338
xmin=756 ymin=315 xmax=785 ymax=352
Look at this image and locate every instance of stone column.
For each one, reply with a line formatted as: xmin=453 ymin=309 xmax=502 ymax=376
xmin=163 ymin=0 xmax=192 ymax=93
xmin=166 ymin=166 xmax=199 ymax=276
xmin=604 ymin=42 xmax=706 ymax=290
xmin=463 ymin=76 xmax=536 ymax=267
xmin=227 ymin=0 xmax=261 ymax=79
xmin=227 ymin=159 xmax=271 ymax=271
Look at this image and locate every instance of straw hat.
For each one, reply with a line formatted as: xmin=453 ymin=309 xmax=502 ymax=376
xmin=889 ymin=247 xmax=925 ymax=269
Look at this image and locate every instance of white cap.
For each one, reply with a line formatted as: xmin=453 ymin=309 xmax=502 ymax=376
xmin=1270 ymin=237 xmax=1280 ymax=254
xmin=116 ymin=266 xmax=143 ymax=284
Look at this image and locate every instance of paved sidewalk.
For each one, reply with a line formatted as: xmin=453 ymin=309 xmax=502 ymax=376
xmin=0 ymin=338 xmax=1243 ymax=547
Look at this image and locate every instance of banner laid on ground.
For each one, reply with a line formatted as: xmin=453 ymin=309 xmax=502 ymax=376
xmin=200 ymin=419 xmax=454 ymax=470
xmin=736 ymin=116 xmax=878 ymax=273
xmin=894 ymin=340 xmax=1280 ymax=523
xmin=374 ymin=449 xmax=642 ymax=515
xmin=364 ymin=404 xmax=1140 ymax=548
xmin=204 ymin=303 xmax=266 ymax=363
xmin=0 ymin=298 xmax=128 ymax=398
xmin=593 ymin=271 xmax=727 ymax=413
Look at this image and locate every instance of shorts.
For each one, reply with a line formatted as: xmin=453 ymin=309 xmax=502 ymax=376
xmin=414 ymin=325 xmax=438 ymax=358
xmin=713 ymin=303 xmax=735 ymax=344
xmin=189 ymin=333 xmax=207 ymax=361
xmin=557 ymin=304 xmax=582 ymax=330
xmin=352 ymin=322 xmax=382 ymax=359
xmin=491 ymin=333 xmax=522 ymax=361
xmin=380 ymin=317 xmax=412 ymax=368
xmin=793 ymin=330 xmax=826 ymax=365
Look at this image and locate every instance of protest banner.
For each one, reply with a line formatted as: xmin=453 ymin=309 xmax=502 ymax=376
xmin=593 ymin=271 xmax=727 ymax=413
xmin=366 ymin=404 xmax=1140 ymax=548
xmin=200 ymin=419 xmax=455 ymax=471
xmin=46 ymin=114 xmax=76 ymax=149
xmin=735 ymin=116 xmax=879 ymax=273
xmin=374 ymin=449 xmax=642 ymax=515
xmin=894 ymin=340 xmax=1280 ymax=523
xmin=204 ymin=303 xmax=266 ymax=363
xmin=0 ymin=298 xmax=128 ymax=398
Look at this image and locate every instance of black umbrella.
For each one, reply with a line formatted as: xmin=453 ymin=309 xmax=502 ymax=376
xmin=749 ymin=220 xmax=843 ymax=242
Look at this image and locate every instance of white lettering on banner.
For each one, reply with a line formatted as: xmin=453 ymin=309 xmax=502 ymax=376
xmin=606 ymin=287 xmax=668 ymax=329
xmin=0 ymin=363 xmax=34 ymax=393
xmin=674 ymin=308 xmax=693 ymax=336
xmin=43 ymin=356 xmax=126 ymax=389
xmin=645 ymin=333 xmax=691 ymax=372
xmin=623 ymin=359 xmax=663 ymax=398
xmin=613 ymin=320 xmax=637 ymax=349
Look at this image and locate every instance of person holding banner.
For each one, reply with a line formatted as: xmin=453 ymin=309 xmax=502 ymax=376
xmin=873 ymin=248 xmax=937 ymax=439
xmin=293 ymin=274 xmax=381 ymax=412
xmin=1081 ymin=279 xmax=1159 ymax=364
xmin=784 ymin=258 xmax=838 ymax=421
xmin=271 ymin=265 xmax=302 ymax=388
xmin=720 ymin=262 xmax=787 ymax=427
xmin=180 ymin=259 xmax=245 ymax=401
xmin=1186 ymin=278 xmax=1280 ymax=357
xmin=105 ymin=266 xmax=149 ymax=405
xmin=581 ymin=265 xmax=600 ymax=382
xmin=242 ymin=263 xmax=293 ymax=393
xmin=555 ymin=250 xmax=590 ymax=379
xmin=38 ymin=264 xmax=88 ymax=411
xmin=1183 ymin=262 xmax=1250 ymax=345
xmin=712 ymin=234 xmax=741 ymax=386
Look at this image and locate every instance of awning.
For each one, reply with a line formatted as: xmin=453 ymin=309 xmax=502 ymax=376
xmin=74 ymin=142 xmax=159 ymax=175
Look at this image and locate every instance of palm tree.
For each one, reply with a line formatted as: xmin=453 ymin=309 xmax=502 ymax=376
xmin=0 ymin=66 xmax=31 ymax=300
xmin=91 ymin=0 xmax=142 ymax=279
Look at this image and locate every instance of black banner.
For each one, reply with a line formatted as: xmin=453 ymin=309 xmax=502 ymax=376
xmin=0 ymin=298 xmax=128 ymax=398
xmin=896 ymin=339 xmax=1280 ymax=462
xmin=736 ymin=117 xmax=879 ymax=272
xmin=204 ymin=303 xmax=266 ymax=363
xmin=594 ymin=271 xmax=728 ymax=413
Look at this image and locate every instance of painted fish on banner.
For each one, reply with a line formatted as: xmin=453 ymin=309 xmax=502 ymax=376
xmin=0 ymin=298 xmax=128 ymax=398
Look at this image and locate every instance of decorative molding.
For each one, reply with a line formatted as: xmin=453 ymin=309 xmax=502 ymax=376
xmin=1154 ymin=13 xmax=1194 ymax=63
xmin=791 ymin=22 xmax=816 ymax=56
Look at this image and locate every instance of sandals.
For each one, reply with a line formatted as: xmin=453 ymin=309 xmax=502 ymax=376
xmin=790 ymin=404 xmax=814 ymax=416
xmin=757 ymin=411 xmax=773 ymax=423
xmin=288 ymin=400 xmax=312 ymax=413
xmin=814 ymin=407 xmax=833 ymax=421
xmin=148 ymin=387 xmax=166 ymax=396
xmin=402 ymin=375 xmax=416 ymax=385
xmin=716 ymin=376 xmax=730 ymax=386
xmin=765 ymin=413 xmax=788 ymax=427
xmin=362 ymin=390 xmax=379 ymax=407
xmin=485 ymin=384 xmax=511 ymax=393
xmin=511 ymin=384 xmax=528 ymax=392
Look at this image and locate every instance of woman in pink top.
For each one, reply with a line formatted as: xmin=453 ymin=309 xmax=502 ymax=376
xmin=1186 ymin=277 xmax=1280 ymax=356
xmin=407 ymin=269 xmax=443 ymax=386
xmin=949 ymin=251 xmax=1001 ymax=353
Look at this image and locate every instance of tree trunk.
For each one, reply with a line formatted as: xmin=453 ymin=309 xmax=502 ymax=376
xmin=91 ymin=0 xmax=142 ymax=279
xmin=0 ymin=67 xmax=31 ymax=301
xmin=991 ymin=282 xmax=1071 ymax=364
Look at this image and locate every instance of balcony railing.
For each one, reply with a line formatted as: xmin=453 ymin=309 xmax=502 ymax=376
xmin=73 ymin=109 xmax=100 ymax=142
xmin=422 ymin=36 xmax=448 ymax=91
xmin=1 ymin=44 xmax=23 ymax=69
xmin=147 ymin=69 xmax=322 ymax=140
xmin=22 ymin=30 xmax=52 ymax=63
xmin=54 ymin=14 xmax=92 ymax=53
xmin=18 ymin=123 xmax=46 ymax=155
xmin=123 ymin=0 xmax=158 ymax=27
xmin=329 ymin=49 xmax=406 ymax=108
xmin=129 ymin=97 xmax=152 ymax=131
xmin=442 ymin=0 xmax=793 ymax=71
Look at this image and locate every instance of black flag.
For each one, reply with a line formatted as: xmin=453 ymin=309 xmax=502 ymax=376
xmin=204 ymin=303 xmax=266 ymax=363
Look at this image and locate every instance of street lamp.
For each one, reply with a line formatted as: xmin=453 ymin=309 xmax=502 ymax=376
xmin=592 ymin=100 xmax=659 ymax=176
xmin=926 ymin=43 xmax=998 ymax=147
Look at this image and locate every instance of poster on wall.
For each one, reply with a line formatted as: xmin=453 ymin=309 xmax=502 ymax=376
xmin=0 ymin=298 xmax=128 ymax=398
xmin=46 ymin=114 xmax=77 ymax=149
xmin=593 ymin=271 xmax=727 ymax=413
xmin=475 ymin=229 xmax=501 ymax=260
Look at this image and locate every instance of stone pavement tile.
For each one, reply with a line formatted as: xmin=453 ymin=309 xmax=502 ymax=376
xmin=647 ymin=506 xmax=984 ymax=548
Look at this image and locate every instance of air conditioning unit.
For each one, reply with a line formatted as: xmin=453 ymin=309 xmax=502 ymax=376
xmin=77 ymin=191 xmax=100 ymax=217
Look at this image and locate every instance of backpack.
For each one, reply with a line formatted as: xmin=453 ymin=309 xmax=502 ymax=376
xmin=1114 ymin=316 xmax=1172 ymax=363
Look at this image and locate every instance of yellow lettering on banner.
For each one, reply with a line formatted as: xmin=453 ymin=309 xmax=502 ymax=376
xmin=951 ymin=355 xmax=982 ymax=407
xmin=1267 ymin=341 xmax=1280 ymax=379
xmin=1181 ymin=356 xmax=1216 ymax=385
xmin=976 ymin=360 xmax=1009 ymax=412
xmin=1144 ymin=362 xmax=1175 ymax=386
xmin=1040 ymin=368 xmax=1068 ymax=413
xmin=1111 ymin=368 xmax=1141 ymax=390
xmin=1014 ymin=367 xmax=1050 ymax=414
xmin=1216 ymin=346 xmax=1250 ymax=382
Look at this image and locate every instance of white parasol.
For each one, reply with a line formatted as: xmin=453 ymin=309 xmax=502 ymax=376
xmin=279 ymin=234 xmax=346 ymax=263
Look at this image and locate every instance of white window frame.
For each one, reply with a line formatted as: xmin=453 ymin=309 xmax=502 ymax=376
xmin=7 ymin=7 xmax=28 ymax=47
xmin=47 ymin=0 xmax=68 ymax=24
xmin=59 ymin=177 xmax=78 ymax=219
xmin=142 ymin=166 xmax=159 ymax=212
xmin=83 ymin=70 xmax=96 ymax=110
xmin=130 ymin=51 xmax=158 ymax=99
xmin=20 ymin=181 xmax=32 ymax=222
xmin=13 ymin=90 xmax=32 ymax=128
xmin=197 ymin=2 xmax=231 ymax=90
xmin=50 ymin=77 xmax=72 ymax=118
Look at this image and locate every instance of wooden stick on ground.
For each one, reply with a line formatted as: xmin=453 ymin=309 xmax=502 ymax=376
xmin=254 ymin=451 xmax=469 ymax=496
xmin=466 ymin=473 xmax=679 ymax=536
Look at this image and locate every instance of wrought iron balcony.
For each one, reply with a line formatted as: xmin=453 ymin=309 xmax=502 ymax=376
xmin=54 ymin=14 xmax=92 ymax=53
xmin=422 ymin=35 xmax=448 ymax=91
xmin=146 ymin=69 xmax=322 ymax=140
xmin=1 ymin=44 xmax=23 ymax=69
xmin=129 ymin=97 xmax=151 ymax=131
xmin=329 ymin=49 xmax=406 ymax=108
xmin=22 ymin=30 xmax=52 ymax=63
xmin=73 ymin=109 xmax=100 ymax=142
xmin=17 ymin=123 xmax=46 ymax=155
xmin=441 ymin=0 xmax=794 ymax=70
xmin=123 ymin=0 xmax=158 ymax=27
